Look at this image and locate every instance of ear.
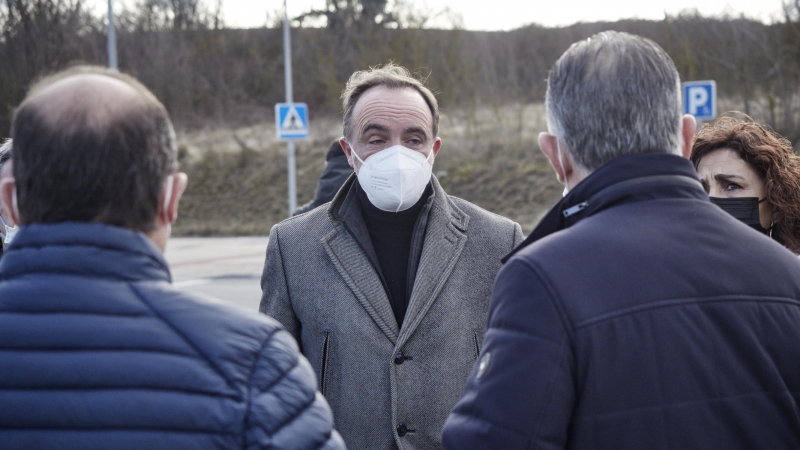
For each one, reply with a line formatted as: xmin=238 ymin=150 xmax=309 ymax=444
xmin=680 ymin=114 xmax=697 ymax=159
xmin=339 ymin=137 xmax=356 ymax=169
xmin=0 ymin=178 xmax=18 ymax=225
xmin=161 ymin=172 xmax=188 ymax=225
xmin=539 ymin=132 xmax=570 ymax=183
xmin=431 ymin=137 xmax=442 ymax=158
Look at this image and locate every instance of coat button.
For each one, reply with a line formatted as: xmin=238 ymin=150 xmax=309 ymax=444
xmin=397 ymin=423 xmax=409 ymax=436
xmin=394 ymin=351 xmax=405 ymax=365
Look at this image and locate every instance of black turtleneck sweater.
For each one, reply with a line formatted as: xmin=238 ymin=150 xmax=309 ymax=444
xmin=356 ymin=182 xmax=432 ymax=327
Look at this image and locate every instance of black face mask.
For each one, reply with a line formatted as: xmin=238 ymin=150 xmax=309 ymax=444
xmin=710 ymin=196 xmax=769 ymax=235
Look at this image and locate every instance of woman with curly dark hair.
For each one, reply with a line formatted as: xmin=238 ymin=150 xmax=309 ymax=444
xmin=691 ymin=116 xmax=800 ymax=254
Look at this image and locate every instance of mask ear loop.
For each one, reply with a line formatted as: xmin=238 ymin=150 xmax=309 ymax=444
xmin=426 ymin=148 xmax=435 ymax=165
xmin=348 ymin=143 xmax=367 ymax=173
xmin=12 ymin=186 xmax=20 ymax=223
xmin=757 ymin=197 xmax=774 ymax=239
xmin=557 ymin=140 xmax=569 ymax=197
xmin=162 ymin=175 xmax=174 ymax=220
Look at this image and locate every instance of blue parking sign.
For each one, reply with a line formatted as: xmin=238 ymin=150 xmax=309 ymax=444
xmin=275 ymin=103 xmax=309 ymax=140
xmin=682 ymin=81 xmax=716 ymax=120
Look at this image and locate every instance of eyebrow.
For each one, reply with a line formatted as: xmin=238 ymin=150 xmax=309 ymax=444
xmin=404 ymin=126 xmax=429 ymax=139
xmin=714 ymin=173 xmax=747 ymax=181
xmin=361 ymin=123 xmax=390 ymax=136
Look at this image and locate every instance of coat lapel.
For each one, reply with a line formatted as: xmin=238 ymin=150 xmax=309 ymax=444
xmin=397 ymin=179 xmax=469 ymax=347
xmin=323 ymin=176 xmax=400 ymax=343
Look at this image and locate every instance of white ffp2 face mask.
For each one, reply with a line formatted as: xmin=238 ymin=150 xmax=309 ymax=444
xmin=352 ymin=145 xmax=433 ymax=212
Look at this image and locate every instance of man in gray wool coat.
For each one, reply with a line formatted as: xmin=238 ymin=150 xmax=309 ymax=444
xmin=260 ymin=63 xmax=524 ymax=450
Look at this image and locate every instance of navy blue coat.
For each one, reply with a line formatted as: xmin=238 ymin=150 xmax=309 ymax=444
xmin=443 ymin=153 xmax=800 ymax=449
xmin=0 ymin=223 xmax=345 ymax=450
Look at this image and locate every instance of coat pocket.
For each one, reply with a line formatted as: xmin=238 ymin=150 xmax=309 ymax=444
xmin=472 ymin=331 xmax=481 ymax=360
xmin=320 ymin=331 xmax=330 ymax=396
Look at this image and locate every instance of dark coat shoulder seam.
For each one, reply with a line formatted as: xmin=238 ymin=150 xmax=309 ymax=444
xmin=574 ymin=295 xmax=800 ymax=330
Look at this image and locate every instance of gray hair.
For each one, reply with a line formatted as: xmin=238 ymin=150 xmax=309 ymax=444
xmin=341 ymin=63 xmax=439 ymax=141
xmin=0 ymin=139 xmax=11 ymax=174
xmin=545 ymin=31 xmax=683 ymax=173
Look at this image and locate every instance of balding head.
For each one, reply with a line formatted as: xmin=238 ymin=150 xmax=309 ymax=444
xmin=27 ymin=73 xmax=143 ymax=134
xmin=9 ymin=66 xmax=178 ymax=232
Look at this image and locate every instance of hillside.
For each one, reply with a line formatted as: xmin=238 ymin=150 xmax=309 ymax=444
xmin=173 ymin=105 xmax=562 ymax=235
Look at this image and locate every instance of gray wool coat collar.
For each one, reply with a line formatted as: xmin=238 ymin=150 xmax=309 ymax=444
xmin=323 ymin=174 xmax=470 ymax=346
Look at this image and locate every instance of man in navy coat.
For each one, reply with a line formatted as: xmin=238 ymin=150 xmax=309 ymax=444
xmin=442 ymin=31 xmax=800 ymax=449
xmin=0 ymin=67 xmax=344 ymax=450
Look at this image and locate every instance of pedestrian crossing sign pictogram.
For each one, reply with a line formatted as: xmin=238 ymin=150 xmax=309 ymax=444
xmin=275 ymin=103 xmax=309 ymax=140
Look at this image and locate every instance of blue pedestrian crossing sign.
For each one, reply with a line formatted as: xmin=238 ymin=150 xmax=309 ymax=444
xmin=683 ymin=80 xmax=717 ymax=120
xmin=275 ymin=103 xmax=309 ymax=140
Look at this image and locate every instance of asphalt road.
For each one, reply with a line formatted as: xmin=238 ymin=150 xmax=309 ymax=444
xmin=163 ymin=236 xmax=270 ymax=312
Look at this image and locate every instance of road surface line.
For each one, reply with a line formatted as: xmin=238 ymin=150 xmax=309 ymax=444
xmin=169 ymin=251 xmax=266 ymax=268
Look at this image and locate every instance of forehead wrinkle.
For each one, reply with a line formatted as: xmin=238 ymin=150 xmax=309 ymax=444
xmin=351 ymin=87 xmax=434 ymax=138
xmin=353 ymin=103 xmax=433 ymax=138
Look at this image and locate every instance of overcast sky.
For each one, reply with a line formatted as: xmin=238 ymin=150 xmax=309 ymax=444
xmin=95 ymin=0 xmax=789 ymax=30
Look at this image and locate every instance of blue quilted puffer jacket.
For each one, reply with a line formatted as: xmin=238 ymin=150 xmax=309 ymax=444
xmin=0 ymin=223 xmax=345 ymax=450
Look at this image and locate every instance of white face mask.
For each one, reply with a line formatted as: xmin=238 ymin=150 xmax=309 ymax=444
xmin=351 ymin=144 xmax=433 ymax=212
xmin=0 ymin=213 xmax=18 ymax=245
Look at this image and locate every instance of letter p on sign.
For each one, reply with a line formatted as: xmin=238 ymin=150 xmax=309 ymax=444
xmin=682 ymin=80 xmax=716 ymax=120
xmin=688 ymin=88 xmax=708 ymax=114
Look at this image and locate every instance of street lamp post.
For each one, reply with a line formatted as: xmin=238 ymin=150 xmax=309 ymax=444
xmin=283 ymin=0 xmax=297 ymax=215
xmin=107 ymin=0 xmax=118 ymax=70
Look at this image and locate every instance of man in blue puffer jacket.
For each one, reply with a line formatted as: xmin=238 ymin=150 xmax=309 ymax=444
xmin=0 ymin=66 xmax=345 ymax=450
xmin=443 ymin=32 xmax=800 ymax=449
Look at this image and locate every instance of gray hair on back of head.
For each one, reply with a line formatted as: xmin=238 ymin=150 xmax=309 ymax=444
xmin=546 ymin=31 xmax=683 ymax=173
xmin=341 ymin=63 xmax=439 ymax=141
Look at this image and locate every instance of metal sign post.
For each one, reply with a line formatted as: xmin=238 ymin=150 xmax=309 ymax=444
xmin=107 ymin=0 xmax=118 ymax=70
xmin=283 ymin=0 xmax=296 ymax=215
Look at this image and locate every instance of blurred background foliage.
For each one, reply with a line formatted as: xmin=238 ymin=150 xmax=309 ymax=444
xmin=1 ymin=0 xmax=799 ymax=234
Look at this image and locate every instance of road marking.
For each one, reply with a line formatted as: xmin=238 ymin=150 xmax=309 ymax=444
xmin=169 ymin=251 xmax=267 ymax=268
xmin=173 ymin=274 xmax=261 ymax=288
xmin=173 ymin=279 xmax=212 ymax=288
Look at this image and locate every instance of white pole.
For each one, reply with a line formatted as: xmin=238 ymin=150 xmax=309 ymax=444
xmin=107 ymin=0 xmax=118 ymax=70
xmin=283 ymin=0 xmax=297 ymax=215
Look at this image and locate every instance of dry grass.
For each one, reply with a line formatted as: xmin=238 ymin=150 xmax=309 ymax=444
xmin=172 ymin=104 xmax=562 ymax=236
